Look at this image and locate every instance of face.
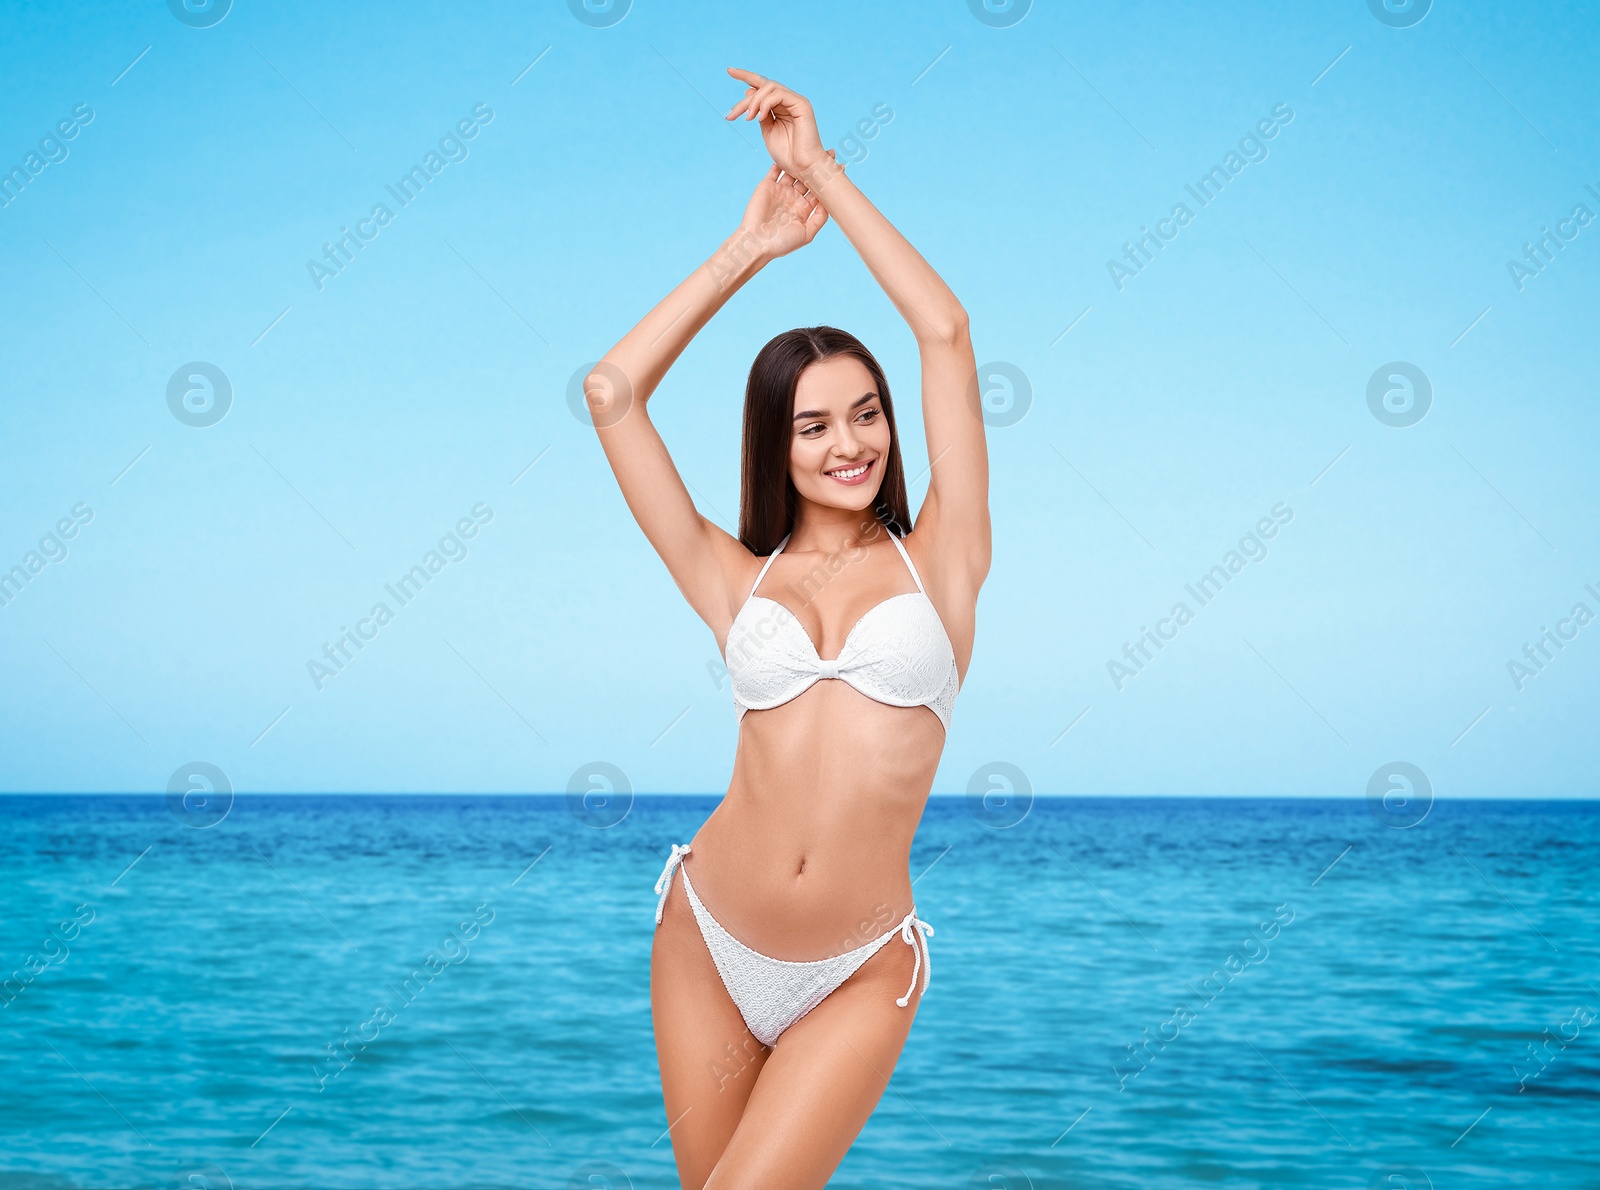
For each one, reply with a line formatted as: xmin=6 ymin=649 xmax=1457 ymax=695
xmin=788 ymin=355 xmax=891 ymax=512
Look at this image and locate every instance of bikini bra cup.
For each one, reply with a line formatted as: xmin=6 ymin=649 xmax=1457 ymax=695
xmin=725 ymin=534 xmax=960 ymax=729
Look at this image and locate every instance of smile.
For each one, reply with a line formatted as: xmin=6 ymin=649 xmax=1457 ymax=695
xmin=824 ymin=459 xmax=875 ymax=485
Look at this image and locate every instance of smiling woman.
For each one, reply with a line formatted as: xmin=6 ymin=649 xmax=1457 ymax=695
xmin=583 ymin=66 xmax=989 ymax=1189
xmin=737 ymin=327 xmax=911 ymax=548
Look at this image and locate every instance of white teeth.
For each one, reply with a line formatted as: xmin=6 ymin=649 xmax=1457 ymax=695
xmin=827 ymin=462 xmax=870 ymax=479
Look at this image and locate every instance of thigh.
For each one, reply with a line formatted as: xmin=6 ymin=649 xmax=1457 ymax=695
xmin=703 ymin=928 xmax=927 ymax=1190
xmin=651 ymin=867 xmax=772 ymax=1190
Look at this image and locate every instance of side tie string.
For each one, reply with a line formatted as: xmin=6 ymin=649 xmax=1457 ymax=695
xmin=895 ymin=914 xmax=935 ymax=1008
xmin=654 ymin=843 xmax=691 ymax=925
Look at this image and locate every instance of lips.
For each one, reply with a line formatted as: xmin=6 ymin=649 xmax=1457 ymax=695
xmin=824 ymin=458 xmax=875 ymax=486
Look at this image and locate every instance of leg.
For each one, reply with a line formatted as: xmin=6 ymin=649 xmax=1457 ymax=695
xmin=703 ymin=926 xmax=927 ymax=1190
xmin=651 ymin=862 xmax=773 ymax=1190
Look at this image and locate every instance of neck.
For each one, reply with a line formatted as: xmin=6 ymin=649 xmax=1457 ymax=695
xmin=787 ymin=499 xmax=895 ymax=556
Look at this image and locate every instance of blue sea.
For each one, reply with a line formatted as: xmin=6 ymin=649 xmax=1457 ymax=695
xmin=1 ymin=795 xmax=1595 ymax=1189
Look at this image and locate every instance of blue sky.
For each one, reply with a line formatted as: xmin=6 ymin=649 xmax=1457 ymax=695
xmin=2 ymin=0 xmax=1596 ymax=796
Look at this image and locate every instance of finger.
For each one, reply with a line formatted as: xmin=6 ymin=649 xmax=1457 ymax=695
xmin=762 ymin=86 xmax=803 ymax=113
xmin=735 ymin=69 xmax=777 ymax=91
xmin=727 ymin=83 xmax=763 ymax=119
xmin=746 ymin=82 xmax=779 ymax=120
xmin=753 ymin=82 xmax=788 ymax=120
xmin=739 ymin=80 xmax=769 ymax=108
xmin=762 ymin=90 xmax=804 ymax=124
xmin=756 ymin=85 xmax=791 ymax=122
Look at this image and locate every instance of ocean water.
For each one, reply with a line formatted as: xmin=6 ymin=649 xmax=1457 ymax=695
xmin=0 ymin=794 xmax=1595 ymax=1190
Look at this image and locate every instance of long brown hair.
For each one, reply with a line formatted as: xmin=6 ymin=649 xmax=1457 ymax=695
xmin=738 ymin=326 xmax=911 ymax=555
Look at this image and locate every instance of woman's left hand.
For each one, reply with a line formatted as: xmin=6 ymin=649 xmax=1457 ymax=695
xmin=725 ymin=68 xmax=829 ymax=176
xmin=733 ymin=161 xmax=832 ymax=261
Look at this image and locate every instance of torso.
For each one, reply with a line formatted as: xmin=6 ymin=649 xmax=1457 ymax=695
xmin=692 ymin=531 xmax=974 ymax=961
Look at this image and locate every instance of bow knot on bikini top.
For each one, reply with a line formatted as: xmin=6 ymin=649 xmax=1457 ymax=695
xmin=725 ymin=531 xmax=960 ymax=731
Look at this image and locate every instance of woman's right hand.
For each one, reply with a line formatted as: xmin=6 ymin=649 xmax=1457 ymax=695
xmin=732 ymin=160 xmax=834 ymax=262
xmin=725 ymin=68 xmax=829 ymax=176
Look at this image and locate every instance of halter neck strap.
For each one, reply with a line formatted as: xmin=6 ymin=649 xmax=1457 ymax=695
xmin=747 ymin=533 xmax=791 ymax=599
xmin=886 ymin=532 xmax=926 ymax=594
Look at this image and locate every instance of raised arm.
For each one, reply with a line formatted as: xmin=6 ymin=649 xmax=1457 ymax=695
xmin=586 ymin=164 xmax=829 ymax=636
xmin=726 ymin=68 xmax=991 ymax=596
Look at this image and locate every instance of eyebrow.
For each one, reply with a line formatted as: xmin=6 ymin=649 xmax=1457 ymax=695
xmin=793 ymin=392 xmax=879 ymax=422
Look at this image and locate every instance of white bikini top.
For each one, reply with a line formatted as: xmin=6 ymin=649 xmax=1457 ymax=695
xmin=725 ymin=531 xmax=960 ymax=731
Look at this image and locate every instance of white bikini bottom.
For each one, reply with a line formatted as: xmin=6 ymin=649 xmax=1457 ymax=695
xmin=652 ymin=842 xmax=934 ymax=1047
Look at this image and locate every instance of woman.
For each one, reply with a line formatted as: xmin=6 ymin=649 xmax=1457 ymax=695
xmin=585 ymin=68 xmax=990 ymax=1188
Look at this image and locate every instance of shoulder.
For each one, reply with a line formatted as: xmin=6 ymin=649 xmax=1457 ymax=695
xmin=685 ymin=517 xmax=768 ymax=634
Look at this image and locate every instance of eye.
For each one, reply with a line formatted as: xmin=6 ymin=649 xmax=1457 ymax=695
xmin=857 ymin=407 xmax=880 ymax=423
xmin=799 ymin=422 xmax=826 ymax=436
